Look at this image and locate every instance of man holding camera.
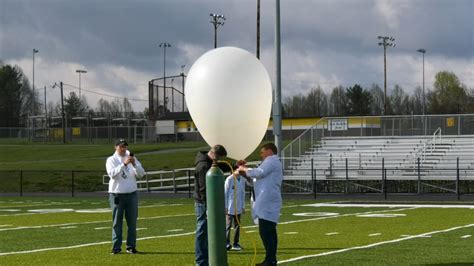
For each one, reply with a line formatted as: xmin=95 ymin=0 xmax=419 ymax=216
xmin=106 ymin=139 xmax=145 ymax=255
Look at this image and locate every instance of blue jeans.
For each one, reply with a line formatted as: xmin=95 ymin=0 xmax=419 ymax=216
xmin=109 ymin=191 xmax=138 ymax=251
xmin=195 ymin=202 xmax=208 ymax=266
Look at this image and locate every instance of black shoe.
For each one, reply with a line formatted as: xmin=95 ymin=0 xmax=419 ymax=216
xmin=226 ymin=243 xmax=232 ymax=250
xmin=126 ymin=247 xmax=138 ymax=254
xmin=232 ymin=243 xmax=243 ymax=251
xmin=256 ymin=261 xmax=277 ymax=266
xmin=110 ymin=249 xmax=121 ymax=255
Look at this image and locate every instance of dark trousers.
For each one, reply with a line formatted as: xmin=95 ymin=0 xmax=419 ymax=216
xmin=258 ymin=218 xmax=278 ymax=264
xmin=109 ymin=191 xmax=138 ymax=251
xmin=195 ymin=202 xmax=208 ymax=266
xmin=226 ymin=214 xmax=241 ymax=245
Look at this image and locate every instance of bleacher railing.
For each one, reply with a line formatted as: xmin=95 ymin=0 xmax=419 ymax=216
xmin=413 ymin=127 xmax=442 ymax=169
xmin=281 ymin=114 xmax=474 ymax=172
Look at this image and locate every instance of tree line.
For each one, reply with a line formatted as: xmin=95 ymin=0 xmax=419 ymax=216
xmin=0 ymin=62 xmax=146 ymax=127
xmin=284 ymin=71 xmax=474 ymax=117
xmin=1 ymin=62 xmax=473 ymax=127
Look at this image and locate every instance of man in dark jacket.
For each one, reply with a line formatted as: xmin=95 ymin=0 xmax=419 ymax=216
xmin=194 ymin=144 xmax=227 ymax=266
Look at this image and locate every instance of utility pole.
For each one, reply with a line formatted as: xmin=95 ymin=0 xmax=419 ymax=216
xmin=256 ymin=0 xmax=261 ymax=59
xmin=44 ymin=85 xmax=47 ymax=119
xmin=181 ymin=65 xmax=186 ymax=112
xmin=210 ymin=13 xmax=226 ymax=48
xmin=377 ymin=36 xmax=395 ymax=115
xmin=60 ymin=82 xmax=66 ymax=143
xmin=274 ymin=0 xmax=282 ymax=155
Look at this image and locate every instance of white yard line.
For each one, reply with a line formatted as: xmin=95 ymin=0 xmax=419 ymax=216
xmin=325 ymin=232 xmax=339 ymax=236
xmin=0 ymin=206 xmax=467 ymax=257
xmin=400 ymin=234 xmax=431 ymax=238
xmin=167 ymin=229 xmax=184 ymax=232
xmin=59 ymin=226 xmax=77 ymax=229
xmin=304 ymin=203 xmax=474 ymax=209
xmin=369 ymin=233 xmax=382 ymax=237
xmin=279 ymin=223 xmax=474 ymax=264
xmin=0 ymin=213 xmax=194 ymax=232
xmin=0 ymin=213 xmax=36 ymax=217
xmin=461 ymin=235 xmax=472 ymax=239
xmin=0 ymin=203 xmax=185 ymax=217
xmin=0 ymin=202 xmax=82 ymax=209
xmin=0 ymin=203 xmax=416 ymax=233
xmin=242 ymin=207 xmax=416 ymax=229
xmin=0 ymin=231 xmax=195 ymax=256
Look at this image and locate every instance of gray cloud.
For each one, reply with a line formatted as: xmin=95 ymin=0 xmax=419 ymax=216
xmin=1 ymin=0 xmax=472 ymax=111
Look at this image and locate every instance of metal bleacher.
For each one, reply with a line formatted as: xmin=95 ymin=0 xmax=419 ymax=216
xmin=287 ymin=133 xmax=474 ymax=181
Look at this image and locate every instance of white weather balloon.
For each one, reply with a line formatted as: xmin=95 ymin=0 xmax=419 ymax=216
xmin=185 ymin=47 xmax=272 ymax=160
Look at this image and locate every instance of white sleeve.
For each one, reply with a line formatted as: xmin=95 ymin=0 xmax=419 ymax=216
xmin=224 ymin=177 xmax=231 ymax=210
xmin=132 ymin=157 xmax=146 ymax=178
xmin=106 ymin=158 xmax=125 ymax=179
xmin=247 ymin=159 xmax=273 ymax=179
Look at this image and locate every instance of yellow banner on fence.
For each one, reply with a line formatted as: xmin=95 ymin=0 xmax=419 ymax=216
xmin=72 ymin=128 xmax=81 ymax=136
xmin=447 ymin=117 xmax=455 ymax=127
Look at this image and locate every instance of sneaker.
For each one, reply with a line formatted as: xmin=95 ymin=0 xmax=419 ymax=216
xmin=256 ymin=261 xmax=277 ymax=266
xmin=226 ymin=243 xmax=232 ymax=250
xmin=232 ymin=243 xmax=243 ymax=251
xmin=126 ymin=247 xmax=138 ymax=254
xmin=110 ymin=249 xmax=121 ymax=255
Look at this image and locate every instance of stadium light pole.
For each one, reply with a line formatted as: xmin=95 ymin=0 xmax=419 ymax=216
xmin=159 ymin=42 xmax=171 ymax=114
xmin=378 ymin=36 xmax=395 ymax=115
xmin=181 ymin=64 xmax=185 ymax=112
xmin=32 ymin=48 xmax=39 ymax=115
xmin=75 ymin=69 xmax=87 ymax=98
xmin=417 ymin=48 xmax=427 ymax=135
xmin=210 ymin=13 xmax=225 ymax=48
xmin=274 ymin=0 xmax=283 ymax=156
xmin=416 ymin=49 xmax=426 ymax=116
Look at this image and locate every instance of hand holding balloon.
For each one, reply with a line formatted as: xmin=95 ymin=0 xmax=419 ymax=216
xmin=237 ymin=165 xmax=248 ymax=178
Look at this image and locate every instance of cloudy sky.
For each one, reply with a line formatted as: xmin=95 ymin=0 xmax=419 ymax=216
xmin=1 ymin=0 xmax=473 ymax=111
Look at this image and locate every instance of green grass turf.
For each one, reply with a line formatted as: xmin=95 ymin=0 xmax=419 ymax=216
xmin=0 ymin=141 xmax=271 ymax=193
xmin=0 ymin=142 xmax=209 ymax=170
xmin=0 ymin=139 xmax=290 ymax=171
xmin=0 ymin=197 xmax=473 ymax=265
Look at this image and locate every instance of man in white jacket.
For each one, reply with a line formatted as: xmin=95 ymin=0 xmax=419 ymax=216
xmin=106 ymin=139 xmax=145 ymax=255
xmin=238 ymin=143 xmax=282 ymax=266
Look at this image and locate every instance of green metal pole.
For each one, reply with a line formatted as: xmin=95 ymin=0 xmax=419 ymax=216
xmin=205 ymin=162 xmax=227 ymax=266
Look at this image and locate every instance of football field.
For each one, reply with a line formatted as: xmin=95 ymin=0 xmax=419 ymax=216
xmin=1 ymin=196 xmax=473 ymax=265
